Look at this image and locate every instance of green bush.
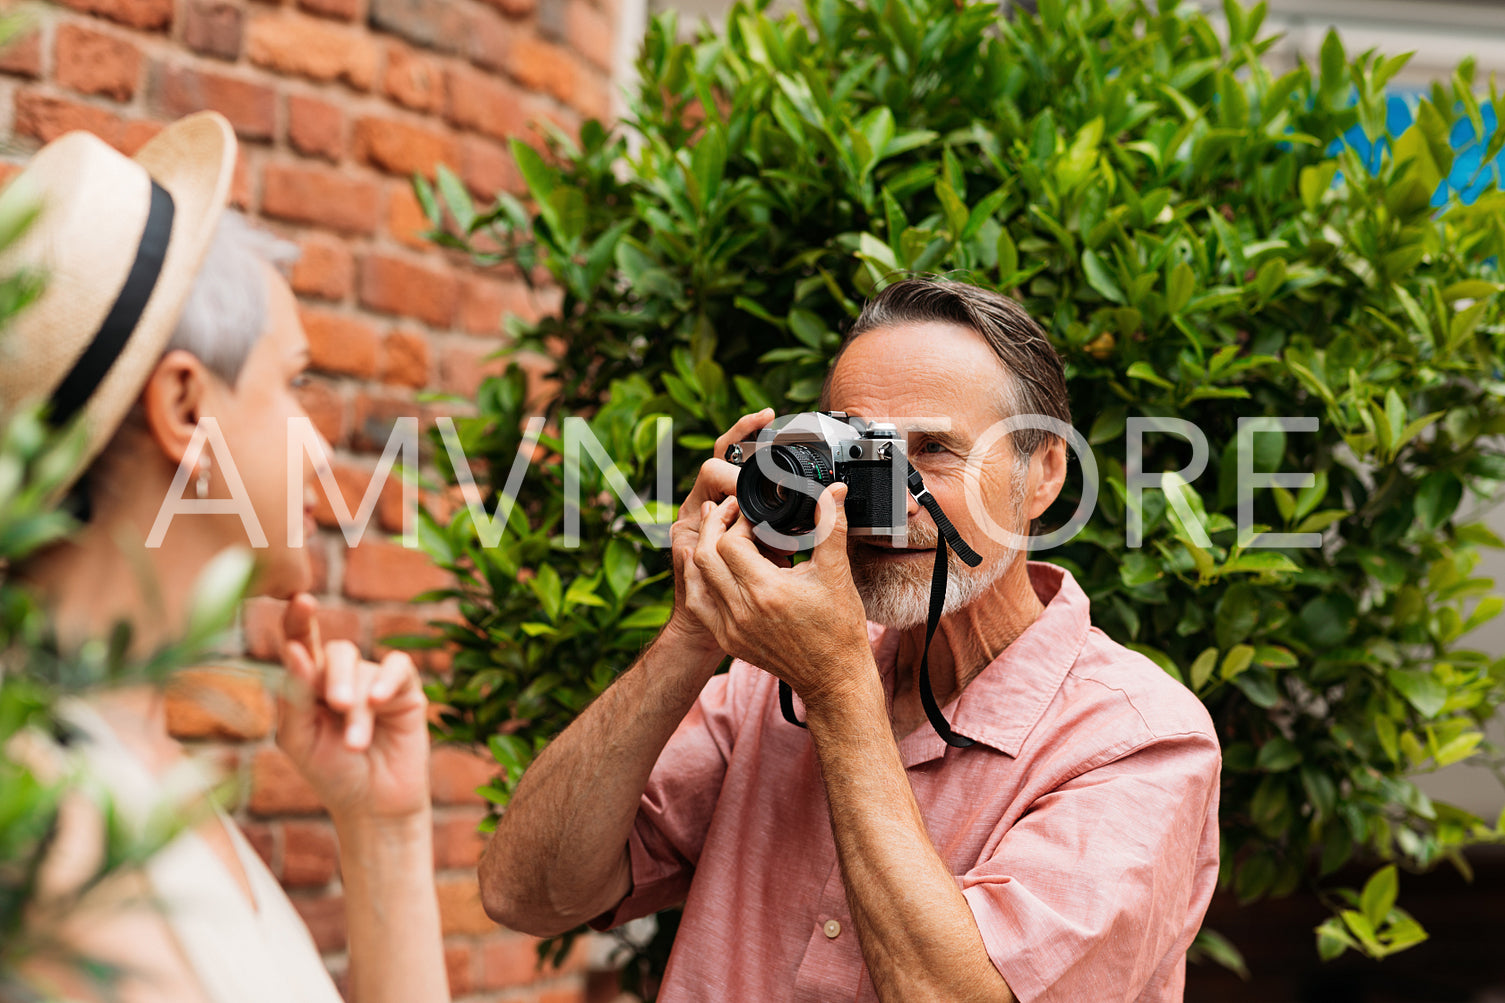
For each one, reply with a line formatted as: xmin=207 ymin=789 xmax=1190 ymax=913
xmin=415 ymin=0 xmax=1505 ymax=973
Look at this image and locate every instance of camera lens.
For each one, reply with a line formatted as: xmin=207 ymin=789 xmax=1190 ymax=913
xmin=736 ymin=442 xmax=834 ymax=535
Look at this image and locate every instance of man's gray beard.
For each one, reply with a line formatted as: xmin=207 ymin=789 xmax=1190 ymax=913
xmin=848 ymin=519 xmax=1016 ymax=630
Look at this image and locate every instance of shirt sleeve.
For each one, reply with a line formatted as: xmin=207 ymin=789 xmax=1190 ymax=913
xmin=960 ymin=731 xmax=1222 ymax=1003
xmin=589 ymin=663 xmax=747 ymax=931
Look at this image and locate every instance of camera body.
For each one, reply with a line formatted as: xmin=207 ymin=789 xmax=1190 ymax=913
xmin=725 ymin=411 xmax=908 ymax=543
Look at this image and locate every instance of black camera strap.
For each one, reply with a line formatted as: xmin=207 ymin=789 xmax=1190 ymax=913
xmin=778 ymin=465 xmax=982 ymax=749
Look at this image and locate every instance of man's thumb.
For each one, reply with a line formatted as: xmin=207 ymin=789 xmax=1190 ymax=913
xmin=814 ymin=482 xmax=849 ymax=565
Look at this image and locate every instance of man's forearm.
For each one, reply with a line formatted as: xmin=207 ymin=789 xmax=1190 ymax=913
xmin=804 ymin=662 xmax=1014 ymax=1003
xmin=479 ymin=625 xmax=722 ymax=934
xmin=338 ymin=813 xmax=449 ymax=1003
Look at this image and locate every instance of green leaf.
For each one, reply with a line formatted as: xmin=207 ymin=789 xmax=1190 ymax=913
xmin=1081 ymin=249 xmax=1124 ymax=303
xmin=1387 ymin=668 xmax=1447 ymax=718
xmin=1222 ymin=644 xmax=1256 ymax=682
xmin=510 ymin=139 xmax=557 ymax=201
xmin=1360 ymin=865 xmax=1398 ymax=930
xmin=1256 ymin=736 xmax=1302 ymax=772
xmin=1299 ymin=162 xmax=1338 ymax=212
xmin=436 ymin=164 xmax=475 ymax=233
xmin=617 ymin=605 xmax=672 ymax=630
xmin=529 ymin=564 xmax=563 ymax=622
xmin=1415 ymin=472 xmax=1463 ymax=532
xmin=1190 ymin=647 xmax=1219 ymax=693
xmin=1166 ymin=260 xmax=1195 ymax=315
xmin=604 ymin=538 xmax=637 ymax=599
xmin=1126 ymin=361 xmax=1175 ymax=389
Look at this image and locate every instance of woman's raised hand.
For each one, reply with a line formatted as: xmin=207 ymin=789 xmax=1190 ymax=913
xmin=277 ymin=594 xmax=432 ymax=826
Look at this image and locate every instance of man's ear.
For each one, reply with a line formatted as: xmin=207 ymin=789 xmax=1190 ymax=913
xmin=1026 ymin=438 xmax=1068 ymax=520
xmin=138 ymin=349 xmax=217 ymax=467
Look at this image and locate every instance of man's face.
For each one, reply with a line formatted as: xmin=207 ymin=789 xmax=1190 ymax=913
xmin=825 ymin=321 xmax=1046 ymax=629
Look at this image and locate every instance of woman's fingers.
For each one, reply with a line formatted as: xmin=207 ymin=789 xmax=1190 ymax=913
xmin=371 ymin=651 xmax=417 ymax=704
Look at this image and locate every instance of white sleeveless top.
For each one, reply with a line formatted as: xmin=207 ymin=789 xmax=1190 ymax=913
xmin=63 ymin=700 xmax=344 ymax=1003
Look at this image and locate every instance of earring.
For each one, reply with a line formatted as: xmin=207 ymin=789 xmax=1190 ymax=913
xmin=196 ymin=456 xmax=211 ymax=500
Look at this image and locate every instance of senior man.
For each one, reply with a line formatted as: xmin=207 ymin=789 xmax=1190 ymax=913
xmin=479 ymin=279 xmax=1222 ymax=1002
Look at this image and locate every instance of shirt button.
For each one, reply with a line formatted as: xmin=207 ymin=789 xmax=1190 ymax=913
xmin=823 ymin=919 xmax=842 ymax=939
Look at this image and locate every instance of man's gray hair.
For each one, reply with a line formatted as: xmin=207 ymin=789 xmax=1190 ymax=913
xmin=167 ymin=210 xmax=299 ymax=386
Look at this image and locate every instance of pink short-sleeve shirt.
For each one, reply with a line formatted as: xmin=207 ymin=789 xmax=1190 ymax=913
xmin=592 ymin=562 xmax=1222 ymax=1002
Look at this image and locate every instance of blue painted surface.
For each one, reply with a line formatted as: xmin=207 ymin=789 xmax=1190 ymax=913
xmin=1331 ymin=91 xmax=1502 ymax=205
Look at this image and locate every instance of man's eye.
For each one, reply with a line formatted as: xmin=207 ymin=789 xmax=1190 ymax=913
xmin=919 ymin=440 xmax=946 ymax=454
xmin=290 ymin=374 xmax=311 ymax=389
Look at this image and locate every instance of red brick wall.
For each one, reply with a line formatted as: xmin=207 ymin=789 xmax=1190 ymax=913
xmin=0 ymin=0 xmax=614 ymax=998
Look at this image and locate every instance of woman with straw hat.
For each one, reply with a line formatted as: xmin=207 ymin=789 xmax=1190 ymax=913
xmin=2 ymin=112 xmax=451 ymax=1002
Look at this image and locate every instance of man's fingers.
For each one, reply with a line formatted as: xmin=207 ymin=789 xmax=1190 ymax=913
xmin=812 ymin=483 xmax=852 ymax=572
xmin=713 ymin=408 xmax=775 ymax=460
xmin=692 ymin=499 xmax=738 ymax=594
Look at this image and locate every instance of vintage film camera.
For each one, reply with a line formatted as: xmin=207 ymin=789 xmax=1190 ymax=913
xmin=724 ymin=411 xmax=909 ymax=543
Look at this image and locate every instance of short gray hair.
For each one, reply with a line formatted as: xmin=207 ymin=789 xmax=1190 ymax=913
xmin=168 ymin=211 xmax=299 ymax=386
xmin=62 ymin=213 xmax=299 ymax=522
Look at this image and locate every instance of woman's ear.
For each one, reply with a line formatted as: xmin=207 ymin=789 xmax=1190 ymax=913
xmin=1026 ymin=437 xmax=1068 ymax=521
xmin=138 ymin=349 xmax=218 ymax=467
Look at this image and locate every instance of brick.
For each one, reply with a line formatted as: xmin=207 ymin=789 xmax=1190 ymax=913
xmin=368 ymin=0 xmax=467 ymax=54
xmin=164 ymin=666 xmax=275 ymax=740
xmin=292 ymin=893 xmax=347 ymax=953
xmin=438 ymin=340 xmax=506 ymax=398
xmin=306 ymin=534 xmax=332 ymax=593
xmin=286 ymin=92 xmax=344 ymax=162
xmin=14 ymin=92 xmax=121 ymax=146
xmin=241 ymin=821 xmax=276 ymax=869
xmin=429 ymin=745 xmax=494 ymax=806
xmin=151 ymin=63 xmax=277 ymax=141
xmin=573 ymin=69 xmax=612 ymax=123
xmin=290 ymin=231 xmax=355 ymax=301
xmin=295 ymin=375 xmax=348 ymax=443
xmin=511 ymin=36 xmax=575 ymax=104
xmin=247 ymin=11 xmax=376 ymax=90
xmin=352 ymin=115 xmax=457 ymax=179
xmin=382 ymin=42 xmax=442 ymax=113
xmin=343 ymin=539 xmax=450 ymax=602
xmin=118 ymin=119 xmax=167 ymax=156
xmin=249 ymin=746 xmax=323 ymax=815
xmin=432 ymin=807 xmax=488 ymax=870
xmin=478 ymin=0 xmax=535 ymax=18
xmin=184 ymin=0 xmax=245 ymax=60
xmin=300 ymin=306 xmax=380 ymax=378
xmin=436 ymin=875 xmax=493 ymax=936
xmin=385 ymin=184 xmax=430 ymax=252
xmin=444 ymin=942 xmax=473 ymax=998
xmin=298 ymin=0 xmax=360 ymax=20
xmin=480 ymin=932 xmax=546 ymax=988
xmin=263 ymin=161 xmax=380 ymax=234
xmin=358 ymin=253 xmax=456 ymax=327
xmin=0 ymin=29 xmax=42 ymax=79
xmin=311 ymin=457 xmax=378 ymax=529
xmin=242 ymin=595 xmax=360 ymax=661
xmin=567 ymin=0 xmax=613 ymax=74
xmin=349 ymin=391 xmax=424 ymax=453
xmin=444 ymin=63 xmax=527 ymax=142
xmin=282 ymin=820 xmax=338 ymax=886
xmin=538 ymin=986 xmax=587 ymax=1003
xmin=380 ymin=328 xmax=431 ymax=388
xmin=466 ymin=7 xmax=515 ymax=74
xmin=458 ymin=274 xmax=538 ymax=337
xmin=57 ymin=0 xmax=173 ymax=31
xmin=230 ymin=146 xmax=254 ymax=208
xmin=459 ymin=135 xmax=521 ymax=198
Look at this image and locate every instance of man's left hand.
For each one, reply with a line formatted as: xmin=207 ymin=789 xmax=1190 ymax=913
xmin=683 ymin=483 xmax=874 ymax=705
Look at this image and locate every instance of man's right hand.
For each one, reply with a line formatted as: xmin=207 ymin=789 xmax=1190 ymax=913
xmin=663 ymin=408 xmax=775 ymax=655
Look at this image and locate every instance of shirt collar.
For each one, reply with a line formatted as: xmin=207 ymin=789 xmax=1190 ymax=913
xmin=876 ymin=561 xmax=1091 ymax=765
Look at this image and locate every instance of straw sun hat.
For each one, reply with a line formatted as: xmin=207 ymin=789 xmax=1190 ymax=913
xmin=0 ymin=111 xmax=237 ymax=498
